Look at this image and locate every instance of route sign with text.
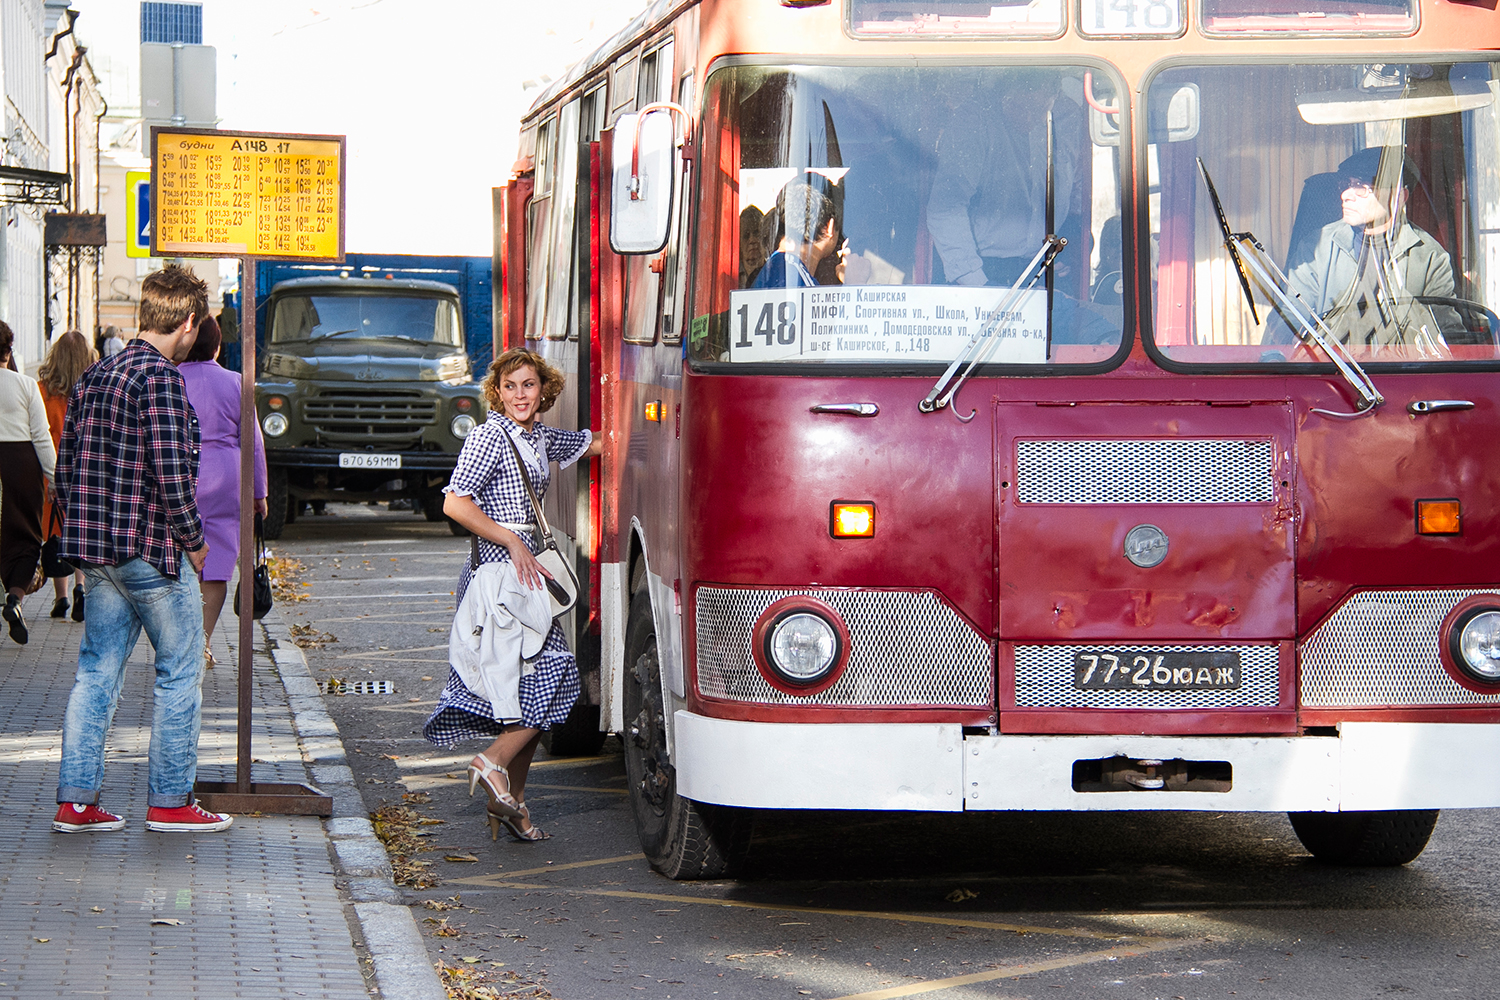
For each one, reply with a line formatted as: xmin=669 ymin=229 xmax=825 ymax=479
xmin=149 ymin=126 xmax=345 ymax=260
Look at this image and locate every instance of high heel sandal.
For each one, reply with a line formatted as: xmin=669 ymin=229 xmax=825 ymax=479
xmin=488 ymin=801 xmax=550 ymax=843
xmin=466 ymin=755 xmax=521 ymax=819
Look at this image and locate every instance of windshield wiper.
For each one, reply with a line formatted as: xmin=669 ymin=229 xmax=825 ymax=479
xmin=918 ymin=236 xmax=1066 ymax=420
xmin=921 ymin=108 xmax=1066 ymax=421
xmin=1197 ymin=159 xmax=1383 ymax=416
xmin=313 ymin=329 xmax=363 ymax=339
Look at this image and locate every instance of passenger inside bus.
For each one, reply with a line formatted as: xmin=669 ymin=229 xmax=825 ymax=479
xmin=749 ymin=181 xmax=844 ymax=289
xmin=1267 ymin=147 xmax=1459 ymax=356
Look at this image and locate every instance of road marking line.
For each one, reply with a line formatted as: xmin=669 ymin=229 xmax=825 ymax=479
xmin=827 ymin=939 xmax=1190 ymax=1000
xmin=398 ymin=754 xmax=619 ymax=787
xmin=478 ymin=854 xmax=642 ymax=880
xmin=525 ymin=783 xmax=627 ymax=795
xmin=299 ymin=592 xmax=453 ymax=601
xmin=441 ymin=874 xmax=1141 ymax=941
xmin=366 ymin=701 xmax=439 ymax=713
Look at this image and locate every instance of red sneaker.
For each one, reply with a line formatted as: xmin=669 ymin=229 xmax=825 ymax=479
xmin=145 ymin=802 xmax=233 ymax=832
xmin=52 ymin=802 xmax=125 ymax=833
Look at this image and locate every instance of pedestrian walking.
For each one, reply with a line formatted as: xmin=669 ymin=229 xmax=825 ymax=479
xmin=51 ymin=265 xmax=232 ymax=834
xmin=0 ymin=321 xmax=57 ymax=644
xmin=424 ymin=348 xmax=601 ymax=842
xmin=37 ymin=330 xmax=97 ymax=623
xmin=179 ymin=314 xmax=267 ymax=667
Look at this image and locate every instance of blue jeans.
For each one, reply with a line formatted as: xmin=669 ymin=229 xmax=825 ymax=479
xmin=57 ymin=556 xmax=206 ymax=808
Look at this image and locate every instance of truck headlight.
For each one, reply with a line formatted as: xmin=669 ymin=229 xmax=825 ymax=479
xmin=748 ymin=596 xmax=851 ymax=694
xmin=450 ymin=414 xmax=476 ymax=438
xmin=1452 ymin=608 xmax=1500 ymax=683
xmin=262 ymin=412 xmax=289 ymax=437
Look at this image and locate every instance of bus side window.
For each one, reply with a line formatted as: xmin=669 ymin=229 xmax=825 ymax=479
xmin=622 ymin=38 xmax=676 ymax=346
xmin=660 ymin=70 xmax=694 ymax=344
xmin=524 ymin=119 xmax=555 ymax=343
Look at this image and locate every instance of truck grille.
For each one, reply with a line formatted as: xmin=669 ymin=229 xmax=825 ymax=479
xmin=1016 ymin=439 xmax=1275 ymax=504
xmin=1300 ymin=588 xmax=1500 ymax=707
xmin=1013 ymin=644 xmax=1281 ymax=708
xmin=303 ymin=390 xmax=437 ymax=444
xmin=694 ymin=587 xmax=992 ymax=707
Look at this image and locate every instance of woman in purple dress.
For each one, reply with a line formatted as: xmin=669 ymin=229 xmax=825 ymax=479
xmin=180 ymin=315 xmax=267 ymax=665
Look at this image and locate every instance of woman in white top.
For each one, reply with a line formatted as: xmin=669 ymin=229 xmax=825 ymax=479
xmin=0 ymin=322 xmax=57 ymax=645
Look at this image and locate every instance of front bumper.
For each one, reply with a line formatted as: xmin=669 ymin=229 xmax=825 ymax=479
xmin=673 ymin=711 xmax=1500 ymax=812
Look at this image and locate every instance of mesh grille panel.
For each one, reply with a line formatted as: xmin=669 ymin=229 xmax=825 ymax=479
xmin=1016 ymin=439 xmax=1275 ymax=504
xmin=695 ymin=588 xmax=992 ymax=706
xmin=1300 ymin=588 xmax=1500 ymax=706
xmin=1014 ymin=644 xmax=1281 ymax=708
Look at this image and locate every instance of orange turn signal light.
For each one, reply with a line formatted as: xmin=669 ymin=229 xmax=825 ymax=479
xmin=267 ymin=396 xmax=285 ymax=410
xmin=1417 ymin=498 xmax=1461 ymax=535
xmin=830 ymin=502 xmax=875 ymax=538
xmin=644 ymin=400 xmax=662 ymax=422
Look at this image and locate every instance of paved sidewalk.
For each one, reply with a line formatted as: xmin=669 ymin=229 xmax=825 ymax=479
xmin=0 ymin=586 xmax=446 ymax=1000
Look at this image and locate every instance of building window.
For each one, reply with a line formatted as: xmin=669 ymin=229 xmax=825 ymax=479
xmin=140 ymin=2 xmax=202 ymax=44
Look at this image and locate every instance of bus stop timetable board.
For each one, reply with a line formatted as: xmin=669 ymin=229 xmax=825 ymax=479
xmin=149 ymin=126 xmax=345 ymax=260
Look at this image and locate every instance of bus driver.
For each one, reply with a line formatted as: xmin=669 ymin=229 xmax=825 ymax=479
xmin=750 ymin=181 xmax=846 ymax=289
xmin=1271 ymin=147 xmax=1458 ymax=355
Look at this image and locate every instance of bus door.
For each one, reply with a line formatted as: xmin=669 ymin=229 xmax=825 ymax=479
xmin=994 ymin=400 xmax=1298 ymax=734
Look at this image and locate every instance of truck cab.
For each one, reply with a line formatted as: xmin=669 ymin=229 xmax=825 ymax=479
xmin=254 ymin=275 xmax=487 ymax=537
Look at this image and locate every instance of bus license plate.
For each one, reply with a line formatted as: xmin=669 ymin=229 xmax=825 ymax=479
xmin=1073 ymin=651 xmax=1241 ymax=691
xmin=339 ymin=452 xmax=402 ymax=470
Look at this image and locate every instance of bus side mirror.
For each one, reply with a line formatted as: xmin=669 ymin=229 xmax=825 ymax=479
xmin=610 ymin=110 xmax=677 ymax=255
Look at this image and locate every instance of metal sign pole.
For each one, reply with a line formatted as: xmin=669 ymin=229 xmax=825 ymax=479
xmin=236 ymin=255 xmax=256 ymax=795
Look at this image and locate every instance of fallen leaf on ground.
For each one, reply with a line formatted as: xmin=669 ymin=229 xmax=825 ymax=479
xmin=445 ymin=854 xmax=479 ymax=863
xmin=150 ymin=919 xmax=183 ymax=926
xmin=945 ymin=888 xmax=979 ymax=902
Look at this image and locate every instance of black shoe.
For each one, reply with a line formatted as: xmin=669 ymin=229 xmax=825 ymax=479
xmin=71 ymin=586 xmax=84 ymax=622
xmin=3 ymin=595 xmax=27 ymax=645
xmin=50 ymin=597 xmax=68 ymax=619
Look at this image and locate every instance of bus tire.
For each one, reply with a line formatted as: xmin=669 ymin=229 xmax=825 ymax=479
xmin=541 ymin=702 xmax=606 ymax=757
xmin=622 ymin=591 xmax=752 ymax=879
xmin=264 ymin=467 xmax=289 ymax=540
xmin=1287 ymin=809 xmax=1439 ymax=866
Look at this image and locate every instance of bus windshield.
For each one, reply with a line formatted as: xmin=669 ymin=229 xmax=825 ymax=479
xmin=269 ymin=293 xmax=463 ymax=346
xmin=1148 ymin=60 xmax=1500 ymax=367
xmin=689 ymin=64 xmax=1127 ymax=368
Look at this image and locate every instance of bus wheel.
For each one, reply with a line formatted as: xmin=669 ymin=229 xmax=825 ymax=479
xmin=622 ymin=592 xmax=751 ymax=879
xmin=541 ymin=703 xmax=606 ymax=757
xmin=1288 ymin=809 xmax=1439 ymax=866
xmin=264 ymin=467 xmax=289 ymax=540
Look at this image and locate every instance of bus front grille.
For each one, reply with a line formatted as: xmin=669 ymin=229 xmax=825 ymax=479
xmin=1013 ymin=644 xmax=1281 ymax=708
xmin=1301 ymin=588 xmax=1500 ymax=707
xmin=695 ymin=588 xmax=992 ymax=707
xmin=1016 ymin=439 xmax=1276 ymax=504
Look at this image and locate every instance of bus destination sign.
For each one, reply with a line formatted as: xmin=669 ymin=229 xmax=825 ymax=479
xmin=149 ymin=127 xmax=345 ymax=260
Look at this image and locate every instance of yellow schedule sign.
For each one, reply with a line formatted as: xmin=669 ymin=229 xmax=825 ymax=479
xmin=150 ymin=127 xmax=345 ymax=260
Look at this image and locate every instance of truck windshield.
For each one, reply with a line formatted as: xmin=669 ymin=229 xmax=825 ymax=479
xmin=689 ymin=63 xmax=1127 ymax=368
xmin=269 ymin=293 xmax=462 ymax=346
xmin=1147 ymin=60 xmax=1500 ymax=367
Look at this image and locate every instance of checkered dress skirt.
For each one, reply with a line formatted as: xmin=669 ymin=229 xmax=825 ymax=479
xmin=423 ymin=415 xmax=590 ymax=743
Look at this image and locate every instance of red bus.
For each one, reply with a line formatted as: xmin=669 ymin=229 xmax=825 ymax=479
xmin=498 ymin=0 xmax=1500 ymax=878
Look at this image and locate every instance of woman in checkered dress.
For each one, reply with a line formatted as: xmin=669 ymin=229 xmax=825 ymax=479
xmin=423 ymin=348 xmax=601 ymax=841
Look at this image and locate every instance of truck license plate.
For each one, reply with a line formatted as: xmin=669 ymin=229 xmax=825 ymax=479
xmin=1073 ymin=651 xmax=1241 ymax=691
xmin=338 ymin=452 xmax=402 ymax=470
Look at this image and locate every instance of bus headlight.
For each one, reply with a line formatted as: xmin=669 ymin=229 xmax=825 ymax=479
xmin=749 ymin=597 xmax=851 ymax=694
xmin=770 ymin=614 xmax=837 ymax=683
xmin=262 ymin=412 xmax=289 ymax=437
xmin=1453 ymin=608 xmax=1500 ymax=683
xmin=450 ymin=414 xmax=476 ymax=438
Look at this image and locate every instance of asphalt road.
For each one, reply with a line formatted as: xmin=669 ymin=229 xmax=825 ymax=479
xmin=280 ymin=505 xmax=1500 ymax=1000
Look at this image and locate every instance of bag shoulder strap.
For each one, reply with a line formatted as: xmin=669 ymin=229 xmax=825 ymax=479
xmin=469 ymin=422 xmax=555 ymax=571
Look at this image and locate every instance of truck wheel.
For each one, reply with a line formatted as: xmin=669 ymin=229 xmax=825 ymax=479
xmin=447 ymin=517 xmax=469 ymax=536
xmin=541 ymin=703 xmax=606 ymax=757
xmin=622 ymin=591 xmax=751 ymax=879
xmin=1288 ymin=809 xmax=1439 ymax=866
xmin=264 ymin=467 xmax=289 ymax=540
xmin=422 ymin=489 xmax=446 ymax=523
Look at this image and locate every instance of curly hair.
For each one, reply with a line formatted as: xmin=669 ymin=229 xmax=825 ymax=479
xmin=38 ymin=330 xmax=97 ymax=397
xmin=482 ymin=348 xmax=564 ymax=417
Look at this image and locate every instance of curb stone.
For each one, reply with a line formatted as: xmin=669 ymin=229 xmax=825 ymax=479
xmin=261 ymin=612 xmax=448 ymax=1000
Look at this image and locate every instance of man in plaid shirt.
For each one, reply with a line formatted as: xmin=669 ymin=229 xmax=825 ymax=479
xmin=51 ymin=266 xmax=233 ymax=834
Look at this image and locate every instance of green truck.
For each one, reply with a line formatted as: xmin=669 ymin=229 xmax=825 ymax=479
xmin=254 ymin=269 xmax=490 ymax=538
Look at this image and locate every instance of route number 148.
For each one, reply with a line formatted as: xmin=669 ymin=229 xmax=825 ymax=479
xmin=736 ymin=301 xmax=798 ymax=348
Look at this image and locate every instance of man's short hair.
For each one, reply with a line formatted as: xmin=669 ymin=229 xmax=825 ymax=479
xmin=139 ymin=266 xmax=209 ymax=335
xmin=1340 ymin=147 xmax=1421 ymax=192
xmin=781 ymin=182 xmax=835 ymax=245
